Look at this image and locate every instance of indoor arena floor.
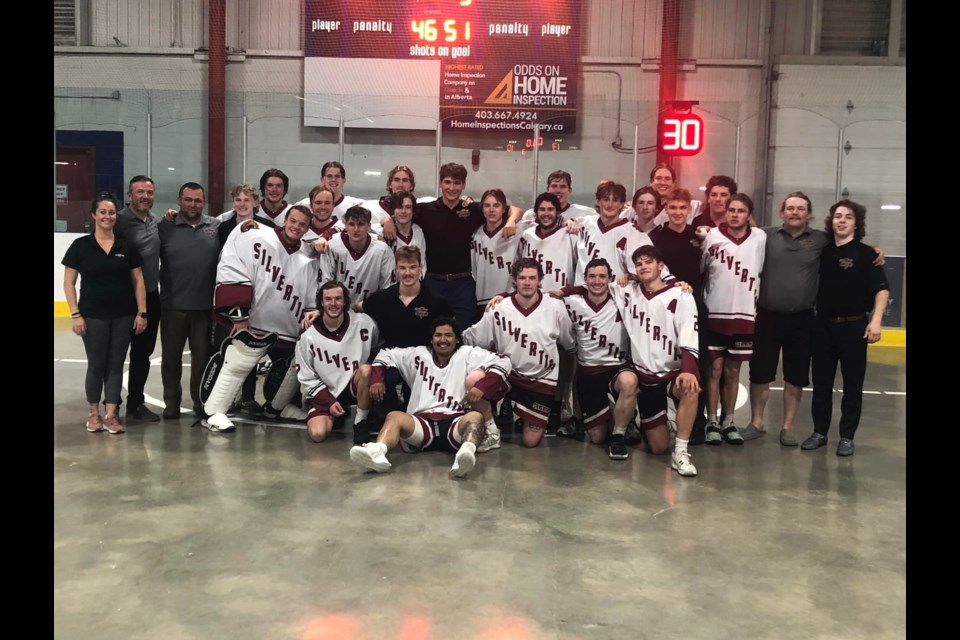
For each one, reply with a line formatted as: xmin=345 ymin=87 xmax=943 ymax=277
xmin=53 ymin=318 xmax=907 ymax=640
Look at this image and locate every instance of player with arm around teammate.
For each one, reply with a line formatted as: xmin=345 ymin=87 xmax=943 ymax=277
xmin=463 ymin=258 xmax=577 ymax=448
xmin=555 ymin=259 xmax=638 ymax=456
xmin=349 ymin=317 xmax=511 ymax=478
xmin=610 ymin=245 xmax=702 ymax=476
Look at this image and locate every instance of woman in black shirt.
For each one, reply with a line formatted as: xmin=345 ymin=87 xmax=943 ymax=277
xmin=62 ymin=193 xmax=148 ymax=434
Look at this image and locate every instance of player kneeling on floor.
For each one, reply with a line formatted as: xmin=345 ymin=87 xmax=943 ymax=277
xmin=349 ymin=317 xmax=511 ymax=478
xmin=608 ymin=245 xmax=702 ymax=476
xmin=296 ymin=280 xmax=379 ymax=443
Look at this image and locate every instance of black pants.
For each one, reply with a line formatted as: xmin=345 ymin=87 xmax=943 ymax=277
xmin=160 ymin=309 xmax=211 ymax=412
xmin=382 ymin=367 xmax=411 ymax=413
xmin=81 ymin=315 xmax=134 ymax=405
xmin=811 ymin=316 xmax=868 ymax=440
xmin=126 ymin=289 xmax=161 ymax=408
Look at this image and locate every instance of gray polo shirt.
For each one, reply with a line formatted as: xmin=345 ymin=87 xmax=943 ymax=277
xmin=758 ymin=226 xmax=830 ymax=314
xmin=158 ymin=213 xmax=222 ymax=310
xmin=116 ymin=206 xmax=161 ymax=293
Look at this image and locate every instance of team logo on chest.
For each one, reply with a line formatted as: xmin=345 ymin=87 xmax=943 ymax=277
xmin=414 ymin=306 xmax=429 ymax=318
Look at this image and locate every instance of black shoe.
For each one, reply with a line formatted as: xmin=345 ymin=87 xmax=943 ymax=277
xmin=547 ymin=410 xmax=561 ymax=435
xmin=801 ymin=432 xmax=828 ymax=450
xmin=836 ymin=438 xmax=855 ymax=457
xmin=353 ymin=419 xmax=370 ymax=446
xmin=689 ymin=419 xmax=706 ymax=445
xmin=495 ymin=399 xmax=513 ymax=429
xmin=162 ymin=406 xmax=181 ymax=420
xmin=240 ymin=400 xmax=265 ymax=416
xmin=127 ymin=404 xmax=160 ymax=422
xmin=262 ymin=402 xmax=280 ymax=419
xmin=608 ymin=433 xmax=629 ymax=460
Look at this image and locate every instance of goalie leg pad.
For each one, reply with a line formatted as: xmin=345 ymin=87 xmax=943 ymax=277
xmin=263 ymin=352 xmax=302 ymax=418
xmin=201 ymin=330 xmax=278 ymax=416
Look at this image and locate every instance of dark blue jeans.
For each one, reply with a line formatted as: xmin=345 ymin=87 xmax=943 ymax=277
xmin=424 ymin=276 xmax=477 ymax=332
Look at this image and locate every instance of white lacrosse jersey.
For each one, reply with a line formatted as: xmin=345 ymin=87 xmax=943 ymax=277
xmin=610 ymin=282 xmax=700 ymax=384
xmin=562 ymin=291 xmax=628 ymax=371
xmin=318 ymin=232 xmax=395 ymax=301
xmin=296 ymin=311 xmax=379 ymax=408
xmin=215 ymin=225 xmax=320 ymax=344
xmin=302 ymin=217 xmax=345 ymax=244
xmin=471 ymin=220 xmax=527 ymax=305
xmin=386 ymin=224 xmax=428 ymax=278
xmin=520 ymin=202 xmax=595 ymax=227
xmin=700 ymin=225 xmax=766 ymax=335
xmin=517 ymin=225 xmax=579 ymax=289
xmin=574 ymin=214 xmax=634 ymax=284
xmin=464 ymin=293 xmax=577 ymax=394
xmin=363 ymin=197 xmax=395 ymax=234
xmin=372 ymin=345 xmax=511 ymax=419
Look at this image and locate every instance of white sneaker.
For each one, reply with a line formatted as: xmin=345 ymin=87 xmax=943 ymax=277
xmin=201 ymin=412 xmax=236 ymax=433
xmin=671 ymin=449 xmax=698 ymax=477
xmin=450 ymin=442 xmax=477 ymax=478
xmin=477 ymin=426 xmax=501 ymax=453
xmin=349 ymin=442 xmax=391 ymax=472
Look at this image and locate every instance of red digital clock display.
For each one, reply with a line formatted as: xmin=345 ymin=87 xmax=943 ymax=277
xmin=659 ymin=112 xmax=704 ymax=157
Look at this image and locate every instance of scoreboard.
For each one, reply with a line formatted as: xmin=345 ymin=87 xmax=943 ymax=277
xmin=303 ymin=0 xmax=581 ymax=134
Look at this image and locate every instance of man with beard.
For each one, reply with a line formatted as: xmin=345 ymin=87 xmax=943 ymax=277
xmin=157 ymin=182 xmax=221 ymax=420
xmin=115 ymin=175 xmax=162 ymax=422
xmin=349 ymin=317 xmax=511 ymax=478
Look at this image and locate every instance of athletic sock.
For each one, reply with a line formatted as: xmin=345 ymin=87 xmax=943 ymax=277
xmin=355 ymin=408 xmax=370 ymax=422
xmin=484 ymin=418 xmax=499 ymax=434
xmin=707 ymin=413 xmax=718 ymax=424
xmin=675 ymin=438 xmax=689 ymax=454
xmin=720 ymin=414 xmax=733 ymax=428
xmin=613 ymin=424 xmax=627 ymax=436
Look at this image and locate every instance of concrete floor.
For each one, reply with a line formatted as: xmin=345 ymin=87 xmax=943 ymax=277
xmin=53 ymin=319 xmax=906 ymax=639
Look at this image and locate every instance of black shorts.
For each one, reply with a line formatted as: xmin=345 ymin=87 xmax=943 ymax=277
xmin=400 ymin=414 xmax=466 ymax=453
xmin=575 ymin=368 xmax=618 ymax=429
xmin=637 ymin=380 xmax=678 ymax=431
xmin=507 ymin=384 xmax=553 ymax=429
xmin=706 ymin=331 xmax=754 ymax=362
xmin=306 ymin=383 xmax=357 ymax=421
xmin=749 ymin=307 xmax=814 ymax=386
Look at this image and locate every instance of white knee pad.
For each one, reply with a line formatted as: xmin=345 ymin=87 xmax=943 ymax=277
xmin=201 ymin=329 xmax=278 ymax=416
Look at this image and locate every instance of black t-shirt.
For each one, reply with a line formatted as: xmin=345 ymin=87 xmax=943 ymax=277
xmin=362 ymin=283 xmax=455 ymax=348
xmin=817 ymin=241 xmax=890 ymax=318
xmin=62 ymin=234 xmax=143 ymax=319
xmin=650 ymin=224 xmax=704 ymax=295
xmin=413 ymin=199 xmax=483 ymax=274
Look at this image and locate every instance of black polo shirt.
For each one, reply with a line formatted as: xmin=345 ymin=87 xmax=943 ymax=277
xmin=413 ymin=199 xmax=483 ymax=275
xmin=62 ymin=234 xmax=142 ymax=319
xmin=362 ymin=283 xmax=455 ymax=347
xmin=817 ymin=240 xmax=889 ymax=318
xmin=650 ymin=223 xmax=704 ymax=295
